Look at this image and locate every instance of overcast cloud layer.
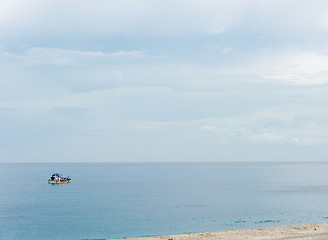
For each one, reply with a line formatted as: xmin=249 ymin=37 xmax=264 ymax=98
xmin=1 ymin=0 xmax=328 ymax=162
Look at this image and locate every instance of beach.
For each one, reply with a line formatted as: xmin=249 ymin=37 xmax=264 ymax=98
xmin=111 ymin=223 xmax=328 ymax=240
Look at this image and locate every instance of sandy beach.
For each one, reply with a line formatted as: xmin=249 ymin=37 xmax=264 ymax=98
xmin=110 ymin=222 xmax=328 ymax=240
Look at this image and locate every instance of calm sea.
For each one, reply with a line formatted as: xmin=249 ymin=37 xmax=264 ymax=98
xmin=1 ymin=162 xmax=328 ymax=240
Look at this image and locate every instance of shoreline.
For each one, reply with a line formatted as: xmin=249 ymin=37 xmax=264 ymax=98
xmin=110 ymin=222 xmax=328 ymax=240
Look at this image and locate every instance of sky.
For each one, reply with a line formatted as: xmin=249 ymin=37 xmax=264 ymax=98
xmin=1 ymin=0 xmax=328 ymax=162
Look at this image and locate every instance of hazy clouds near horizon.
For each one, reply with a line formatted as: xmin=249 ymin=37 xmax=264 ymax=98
xmin=1 ymin=0 xmax=328 ymax=162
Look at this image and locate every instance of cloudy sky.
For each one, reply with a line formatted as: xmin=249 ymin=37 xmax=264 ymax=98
xmin=1 ymin=0 xmax=328 ymax=162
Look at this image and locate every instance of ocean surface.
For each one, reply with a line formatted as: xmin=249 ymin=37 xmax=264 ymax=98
xmin=1 ymin=162 xmax=328 ymax=240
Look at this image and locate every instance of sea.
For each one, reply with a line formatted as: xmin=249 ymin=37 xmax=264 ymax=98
xmin=1 ymin=162 xmax=328 ymax=240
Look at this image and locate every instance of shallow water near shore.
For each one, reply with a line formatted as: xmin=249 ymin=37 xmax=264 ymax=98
xmin=1 ymin=162 xmax=328 ymax=240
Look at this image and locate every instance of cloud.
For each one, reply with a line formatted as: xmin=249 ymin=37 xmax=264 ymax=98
xmin=250 ymin=133 xmax=283 ymax=142
xmin=292 ymin=137 xmax=321 ymax=146
xmin=236 ymin=51 xmax=328 ymax=85
xmin=0 ymin=0 xmax=244 ymax=36
xmin=190 ymin=106 xmax=328 ymax=146
xmin=200 ymin=125 xmax=216 ymax=131
xmin=205 ymin=27 xmax=225 ymax=35
xmin=1 ymin=48 xmax=146 ymax=66
xmin=261 ymin=52 xmax=328 ymax=85
xmin=222 ymin=47 xmax=232 ymax=54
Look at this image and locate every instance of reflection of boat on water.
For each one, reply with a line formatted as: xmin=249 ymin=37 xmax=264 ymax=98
xmin=48 ymin=173 xmax=71 ymax=184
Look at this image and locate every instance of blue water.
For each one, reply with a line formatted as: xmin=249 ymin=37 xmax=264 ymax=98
xmin=1 ymin=162 xmax=328 ymax=240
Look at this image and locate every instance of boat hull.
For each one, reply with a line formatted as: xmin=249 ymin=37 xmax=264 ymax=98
xmin=48 ymin=180 xmax=70 ymax=184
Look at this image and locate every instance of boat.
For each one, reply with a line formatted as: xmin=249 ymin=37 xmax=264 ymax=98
xmin=48 ymin=173 xmax=71 ymax=184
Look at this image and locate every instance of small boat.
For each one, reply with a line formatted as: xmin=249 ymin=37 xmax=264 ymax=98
xmin=48 ymin=173 xmax=71 ymax=184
